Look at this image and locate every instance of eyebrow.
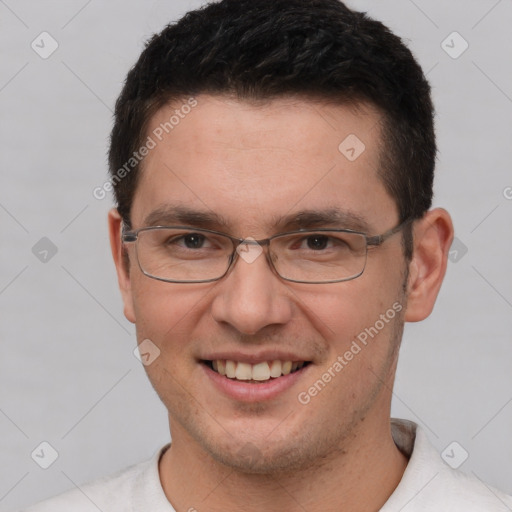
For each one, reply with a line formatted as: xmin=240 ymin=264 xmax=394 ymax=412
xmin=142 ymin=205 xmax=371 ymax=233
xmin=276 ymin=209 xmax=370 ymax=232
xmin=143 ymin=205 xmax=230 ymax=230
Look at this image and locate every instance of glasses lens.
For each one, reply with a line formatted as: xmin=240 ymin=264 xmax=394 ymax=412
xmin=270 ymin=231 xmax=367 ymax=282
xmin=136 ymin=228 xmax=233 ymax=282
xmin=133 ymin=228 xmax=368 ymax=283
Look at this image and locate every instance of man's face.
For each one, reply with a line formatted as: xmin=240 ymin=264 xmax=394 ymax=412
xmin=116 ymin=95 xmax=409 ymax=472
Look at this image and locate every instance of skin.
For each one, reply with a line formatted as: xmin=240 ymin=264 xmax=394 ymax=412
xmin=109 ymin=95 xmax=453 ymax=512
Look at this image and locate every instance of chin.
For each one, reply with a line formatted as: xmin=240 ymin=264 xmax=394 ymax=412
xmin=198 ymin=424 xmax=337 ymax=475
xmin=210 ymin=442 xmax=310 ymax=474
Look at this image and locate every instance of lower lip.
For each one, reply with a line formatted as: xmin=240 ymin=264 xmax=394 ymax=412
xmin=201 ymin=363 xmax=310 ymax=402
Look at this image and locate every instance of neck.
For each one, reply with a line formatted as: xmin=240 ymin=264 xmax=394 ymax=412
xmin=159 ymin=415 xmax=408 ymax=512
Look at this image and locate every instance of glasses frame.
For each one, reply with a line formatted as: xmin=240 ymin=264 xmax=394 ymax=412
xmin=121 ymin=219 xmax=412 ymax=284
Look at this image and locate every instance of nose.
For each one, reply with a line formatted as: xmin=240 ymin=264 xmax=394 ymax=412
xmin=210 ymin=244 xmax=293 ymax=335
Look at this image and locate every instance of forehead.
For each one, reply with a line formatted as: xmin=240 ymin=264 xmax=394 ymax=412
xmin=132 ymin=95 xmax=397 ymax=233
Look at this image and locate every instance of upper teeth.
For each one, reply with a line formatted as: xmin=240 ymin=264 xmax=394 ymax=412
xmin=211 ymin=360 xmax=305 ymax=381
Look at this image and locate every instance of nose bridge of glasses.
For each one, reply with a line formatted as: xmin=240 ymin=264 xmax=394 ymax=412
xmin=234 ymin=236 xmax=270 ymax=247
xmin=231 ymin=236 xmax=271 ymax=256
xmin=231 ymin=236 xmax=272 ymax=268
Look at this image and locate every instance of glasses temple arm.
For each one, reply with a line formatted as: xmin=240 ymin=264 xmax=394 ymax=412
xmin=366 ymin=218 xmax=413 ymax=247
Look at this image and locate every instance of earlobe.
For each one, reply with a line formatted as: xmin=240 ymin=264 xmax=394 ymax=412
xmin=108 ymin=208 xmax=136 ymax=324
xmin=404 ymin=208 xmax=454 ymax=322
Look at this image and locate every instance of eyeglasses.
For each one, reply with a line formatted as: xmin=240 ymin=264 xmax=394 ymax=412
xmin=121 ymin=220 xmax=410 ymax=284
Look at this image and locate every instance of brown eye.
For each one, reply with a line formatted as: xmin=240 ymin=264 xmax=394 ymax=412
xmin=181 ymin=233 xmax=206 ymax=249
xmin=306 ymin=235 xmax=329 ymax=250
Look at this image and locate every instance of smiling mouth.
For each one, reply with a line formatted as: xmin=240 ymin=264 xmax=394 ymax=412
xmin=202 ymin=359 xmax=311 ymax=383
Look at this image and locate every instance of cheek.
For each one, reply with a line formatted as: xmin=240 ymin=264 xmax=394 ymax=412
xmin=296 ymin=278 xmax=395 ymax=340
xmin=131 ymin=278 xmax=211 ymax=349
xmin=295 ymin=276 xmax=405 ymax=400
xmin=131 ymin=282 xmax=213 ymax=397
xmin=299 ymin=300 xmax=404 ymax=411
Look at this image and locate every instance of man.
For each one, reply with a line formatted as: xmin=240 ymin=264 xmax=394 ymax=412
xmin=23 ymin=0 xmax=512 ymax=510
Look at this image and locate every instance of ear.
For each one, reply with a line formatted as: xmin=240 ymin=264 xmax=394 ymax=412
xmin=108 ymin=208 xmax=136 ymax=324
xmin=404 ymin=208 xmax=454 ymax=322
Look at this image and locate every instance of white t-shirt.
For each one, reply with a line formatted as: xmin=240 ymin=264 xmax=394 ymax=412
xmin=20 ymin=419 xmax=512 ymax=511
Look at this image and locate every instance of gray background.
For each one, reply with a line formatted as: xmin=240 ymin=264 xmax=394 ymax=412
xmin=1 ymin=0 xmax=511 ymax=510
